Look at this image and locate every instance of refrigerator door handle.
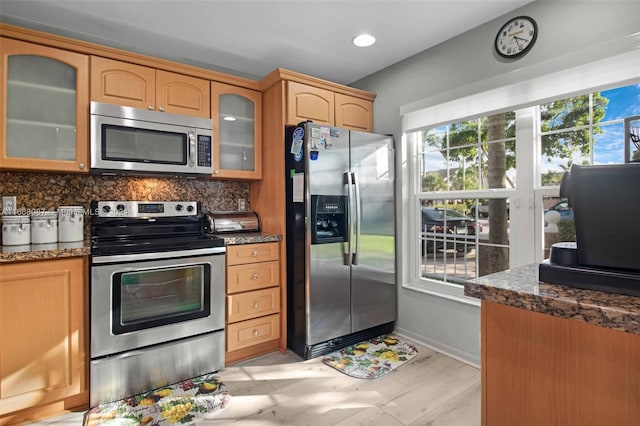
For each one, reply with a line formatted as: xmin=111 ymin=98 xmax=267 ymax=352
xmin=344 ymin=171 xmax=354 ymax=266
xmin=352 ymin=171 xmax=361 ymax=265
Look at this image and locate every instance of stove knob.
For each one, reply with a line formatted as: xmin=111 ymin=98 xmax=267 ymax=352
xmin=186 ymin=205 xmax=195 ymax=212
xmin=175 ymin=204 xmax=184 ymax=211
xmin=102 ymin=205 xmax=111 ymax=214
xmin=116 ymin=204 xmax=126 ymax=213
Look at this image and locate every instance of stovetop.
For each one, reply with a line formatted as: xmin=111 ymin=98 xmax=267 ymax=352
xmin=90 ymin=200 xmax=224 ymax=256
xmin=91 ymin=233 xmax=225 ymax=256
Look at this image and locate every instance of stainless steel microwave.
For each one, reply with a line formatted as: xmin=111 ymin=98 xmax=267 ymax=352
xmin=90 ymin=101 xmax=213 ymax=177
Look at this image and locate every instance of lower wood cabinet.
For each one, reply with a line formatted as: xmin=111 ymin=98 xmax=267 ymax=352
xmin=0 ymin=257 xmax=87 ymax=423
xmin=482 ymin=300 xmax=640 ymax=426
xmin=225 ymin=242 xmax=281 ymax=364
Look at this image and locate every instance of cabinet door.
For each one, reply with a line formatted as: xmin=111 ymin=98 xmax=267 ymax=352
xmin=287 ymin=81 xmax=334 ymax=126
xmin=90 ymin=56 xmax=155 ymax=110
xmin=335 ymin=93 xmax=373 ymax=132
xmin=156 ymin=70 xmax=210 ymax=118
xmin=0 ymin=38 xmax=88 ymax=173
xmin=0 ymin=257 xmax=87 ymax=415
xmin=211 ymin=82 xmax=262 ymax=179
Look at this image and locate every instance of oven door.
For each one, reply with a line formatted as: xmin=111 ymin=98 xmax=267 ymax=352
xmin=90 ymin=248 xmax=225 ymax=358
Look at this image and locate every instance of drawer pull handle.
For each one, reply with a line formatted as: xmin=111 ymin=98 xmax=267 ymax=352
xmin=254 ymin=303 xmax=260 ymax=309
xmin=252 ymin=250 xmax=259 ymax=257
xmin=253 ymin=329 xmax=259 ymax=336
xmin=252 ymin=274 xmax=259 ymax=280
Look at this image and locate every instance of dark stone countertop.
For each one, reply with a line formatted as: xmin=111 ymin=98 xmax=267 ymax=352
xmin=0 ymin=240 xmax=90 ymax=263
xmin=213 ymin=232 xmax=281 ymax=245
xmin=465 ymin=264 xmax=640 ymax=335
xmin=0 ymin=233 xmax=282 ymax=263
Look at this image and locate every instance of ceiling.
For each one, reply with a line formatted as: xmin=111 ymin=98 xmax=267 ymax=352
xmin=1 ymin=0 xmax=533 ymax=85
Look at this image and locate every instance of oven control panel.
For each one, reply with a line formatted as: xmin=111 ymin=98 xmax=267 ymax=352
xmin=95 ymin=201 xmax=198 ymax=218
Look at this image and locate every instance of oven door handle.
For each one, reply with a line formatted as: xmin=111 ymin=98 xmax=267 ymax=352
xmin=91 ymin=246 xmax=226 ymax=264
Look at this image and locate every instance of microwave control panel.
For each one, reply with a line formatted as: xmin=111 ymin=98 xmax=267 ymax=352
xmin=197 ymin=135 xmax=212 ymax=167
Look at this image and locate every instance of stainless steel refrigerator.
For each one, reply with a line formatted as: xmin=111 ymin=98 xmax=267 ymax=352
xmin=285 ymin=122 xmax=396 ymax=359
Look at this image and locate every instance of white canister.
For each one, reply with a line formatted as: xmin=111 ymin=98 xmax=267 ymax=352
xmin=58 ymin=206 xmax=84 ymax=242
xmin=2 ymin=215 xmax=30 ymax=246
xmin=31 ymin=211 xmax=58 ymax=244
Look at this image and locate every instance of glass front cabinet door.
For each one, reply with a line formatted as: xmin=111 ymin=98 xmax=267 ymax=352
xmin=211 ymin=82 xmax=262 ymax=179
xmin=1 ymin=38 xmax=89 ymax=172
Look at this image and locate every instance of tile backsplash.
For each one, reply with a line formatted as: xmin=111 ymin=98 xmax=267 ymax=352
xmin=1 ymin=172 xmax=250 ymax=237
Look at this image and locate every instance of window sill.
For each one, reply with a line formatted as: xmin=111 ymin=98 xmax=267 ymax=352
xmin=403 ymin=281 xmax=481 ymax=307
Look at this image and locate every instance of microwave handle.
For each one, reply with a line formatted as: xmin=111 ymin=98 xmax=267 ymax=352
xmin=188 ymin=132 xmax=196 ymax=167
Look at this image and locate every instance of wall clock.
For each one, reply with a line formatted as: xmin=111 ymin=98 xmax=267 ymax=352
xmin=494 ymin=16 xmax=538 ymax=59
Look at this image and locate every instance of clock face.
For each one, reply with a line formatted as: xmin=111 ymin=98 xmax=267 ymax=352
xmin=495 ymin=16 xmax=538 ymax=58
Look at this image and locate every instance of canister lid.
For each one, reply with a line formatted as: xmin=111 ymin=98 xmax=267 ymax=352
xmin=2 ymin=215 xmax=30 ymax=223
xmin=31 ymin=211 xmax=58 ymax=219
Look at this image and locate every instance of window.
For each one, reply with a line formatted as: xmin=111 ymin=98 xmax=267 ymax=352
xmin=404 ymin=79 xmax=640 ymax=302
xmin=419 ymin=198 xmax=509 ymax=286
xmin=412 ymin=113 xmax=515 ymax=295
xmin=540 ymin=85 xmax=640 ymax=185
xmin=421 ymin=113 xmax=516 ymax=191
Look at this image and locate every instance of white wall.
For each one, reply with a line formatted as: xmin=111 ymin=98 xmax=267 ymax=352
xmin=351 ymin=0 xmax=640 ymax=365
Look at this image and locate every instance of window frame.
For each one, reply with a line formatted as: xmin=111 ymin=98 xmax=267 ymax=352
xmin=400 ymin=50 xmax=640 ymax=303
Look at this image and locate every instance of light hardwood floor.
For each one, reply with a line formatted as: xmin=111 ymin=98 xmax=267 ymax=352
xmin=27 ymin=339 xmax=480 ymax=425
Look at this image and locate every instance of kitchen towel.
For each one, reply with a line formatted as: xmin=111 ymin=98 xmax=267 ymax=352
xmin=322 ymin=334 xmax=418 ymax=379
xmin=84 ymin=373 xmax=230 ymax=425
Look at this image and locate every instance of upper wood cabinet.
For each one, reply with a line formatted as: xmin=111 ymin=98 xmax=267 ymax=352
xmin=211 ymin=82 xmax=262 ymax=179
xmin=0 ymin=38 xmax=89 ymax=173
xmin=335 ymin=93 xmax=373 ymax=132
xmin=0 ymin=257 xmax=87 ymax=417
xmin=286 ymin=80 xmax=373 ymax=132
xmin=287 ymin=81 xmax=334 ymax=126
xmin=90 ymin=56 xmax=210 ymax=118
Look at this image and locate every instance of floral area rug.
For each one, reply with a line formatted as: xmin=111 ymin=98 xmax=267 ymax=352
xmin=84 ymin=373 xmax=230 ymax=426
xmin=322 ymin=334 xmax=419 ymax=379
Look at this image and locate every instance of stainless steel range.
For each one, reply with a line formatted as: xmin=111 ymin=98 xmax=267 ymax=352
xmin=89 ymin=200 xmax=226 ymax=406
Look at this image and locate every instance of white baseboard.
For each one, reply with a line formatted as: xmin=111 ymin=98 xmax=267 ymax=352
xmin=394 ymin=327 xmax=480 ymax=369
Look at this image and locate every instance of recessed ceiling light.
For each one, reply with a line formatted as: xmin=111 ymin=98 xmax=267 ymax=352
xmin=353 ymin=34 xmax=376 ymax=47
xmin=223 ymin=116 xmax=236 ymax=121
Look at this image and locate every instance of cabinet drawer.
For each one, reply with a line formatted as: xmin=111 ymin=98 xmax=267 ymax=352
xmin=227 ymin=261 xmax=279 ymax=294
xmin=226 ymin=242 xmax=279 ymax=265
xmin=227 ymin=287 xmax=280 ymax=324
xmin=226 ymin=314 xmax=280 ymax=352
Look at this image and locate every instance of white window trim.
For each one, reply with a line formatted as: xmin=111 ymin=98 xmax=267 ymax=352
xmin=400 ymin=50 xmax=640 ymax=301
xmin=402 ymin=50 xmax=640 ymax=132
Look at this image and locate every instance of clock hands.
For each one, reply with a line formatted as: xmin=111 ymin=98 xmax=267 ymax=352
xmin=513 ymin=37 xmax=522 ymax=49
xmin=512 ymin=35 xmax=529 ymax=50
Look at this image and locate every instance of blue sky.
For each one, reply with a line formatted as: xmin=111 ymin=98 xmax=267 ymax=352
xmin=601 ymin=84 xmax=640 ymax=120
xmin=593 ymin=83 xmax=640 ymax=164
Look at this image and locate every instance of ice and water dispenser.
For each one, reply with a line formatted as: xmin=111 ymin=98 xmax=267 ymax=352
xmin=311 ymin=195 xmax=347 ymax=244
